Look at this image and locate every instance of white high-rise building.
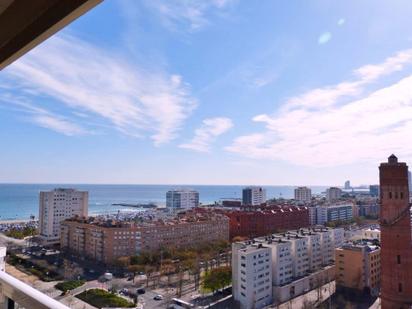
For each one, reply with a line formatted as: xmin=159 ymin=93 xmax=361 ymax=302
xmin=326 ymin=187 xmax=342 ymax=202
xmin=304 ymin=231 xmax=323 ymax=271
xmin=294 ymin=187 xmax=312 ymax=202
xmin=166 ymin=189 xmax=199 ymax=209
xmin=232 ymin=243 xmax=272 ymax=309
xmin=264 ymin=239 xmax=294 ymax=286
xmin=344 ymin=180 xmax=351 ymax=189
xmin=233 ymin=227 xmax=344 ymax=308
xmin=242 ymin=187 xmax=266 ymax=206
xmin=288 ymin=236 xmax=310 ymax=278
xmin=39 ymin=188 xmax=88 ymax=245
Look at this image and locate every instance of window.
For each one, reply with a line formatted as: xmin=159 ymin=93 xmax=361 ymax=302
xmin=401 ymin=192 xmax=404 ymax=199
xmin=399 ymin=283 xmax=403 ymax=293
xmin=397 ymin=255 xmax=401 ymax=264
xmin=389 ymin=192 xmax=392 ymax=199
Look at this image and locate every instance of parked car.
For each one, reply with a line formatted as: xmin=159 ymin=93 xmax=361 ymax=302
xmin=137 ymin=288 xmax=145 ymax=294
xmin=154 ymin=295 xmax=163 ymax=301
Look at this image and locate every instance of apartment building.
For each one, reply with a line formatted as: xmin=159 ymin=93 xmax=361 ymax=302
xmin=242 ymin=187 xmax=266 ymax=206
xmin=232 ymin=243 xmax=273 ymax=309
xmin=302 ymin=230 xmax=323 ymax=271
xmin=138 ymin=211 xmax=229 ymax=252
xmin=233 ymin=227 xmax=343 ymax=308
xmin=166 ymin=189 xmax=199 ymax=209
xmin=358 ymin=201 xmax=379 ymax=218
xmin=61 ymin=210 xmax=229 ymax=263
xmin=308 ymin=206 xmax=317 ymax=226
xmin=362 ymin=228 xmax=380 ymax=241
xmin=335 ymin=242 xmax=381 ymax=296
xmin=39 ymin=188 xmax=88 ymax=245
xmin=61 ymin=219 xmax=140 ymax=263
xmin=294 ymin=187 xmax=312 ymax=202
xmin=260 ymin=238 xmax=294 ymax=286
xmin=224 ymin=206 xmax=309 ymax=239
xmin=369 ymin=185 xmax=380 ymax=197
xmin=316 ymin=203 xmax=353 ymax=225
xmin=326 ymin=187 xmax=342 ymax=202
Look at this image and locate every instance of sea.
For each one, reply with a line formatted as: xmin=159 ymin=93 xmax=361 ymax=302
xmin=0 ymin=184 xmax=328 ymax=220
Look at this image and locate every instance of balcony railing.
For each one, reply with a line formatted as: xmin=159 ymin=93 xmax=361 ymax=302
xmin=0 ymin=270 xmax=70 ymax=309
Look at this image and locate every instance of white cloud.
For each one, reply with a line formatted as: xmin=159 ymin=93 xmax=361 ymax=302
xmin=143 ymin=0 xmax=234 ymax=31
xmin=284 ymin=48 xmax=412 ymax=111
xmin=226 ymin=49 xmax=412 ymax=167
xmin=318 ymin=32 xmax=332 ymax=44
xmin=337 ymin=18 xmax=345 ymax=26
xmin=32 ymin=114 xmax=85 ymax=136
xmin=180 ymin=117 xmax=233 ymax=152
xmin=3 ymin=35 xmax=196 ymax=145
xmin=0 ymin=95 xmax=86 ymax=136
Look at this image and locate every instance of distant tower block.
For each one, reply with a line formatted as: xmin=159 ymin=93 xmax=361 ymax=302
xmin=379 ymin=154 xmax=412 ymax=308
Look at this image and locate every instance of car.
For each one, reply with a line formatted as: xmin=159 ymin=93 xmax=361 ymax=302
xmin=137 ymin=288 xmax=145 ymax=294
xmin=154 ymin=295 xmax=163 ymax=301
xmin=120 ymin=288 xmax=128 ymax=295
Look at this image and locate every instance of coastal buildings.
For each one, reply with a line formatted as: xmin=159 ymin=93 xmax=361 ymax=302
xmin=232 ymin=244 xmax=273 ymax=309
xmin=369 ymin=185 xmax=380 ymax=197
xmin=362 ymin=228 xmax=381 ymax=241
xmin=335 ymin=241 xmax=381 ymax=296
xmin=379 ymin=155 xmax=412 ymax=308
xmin=39 ymin=188 xmax=88 ymax=245
xmin=294 ymin=186 xmax=312 ymax=202
xmin=357 ymin=200 xmax=379 ymax=218
xmin=326 ymin=187 xmax=342 ymax=202
xmin=316 ymin=203 xmax=354 ymax=225
xmin=308 ymin=206 xmax=317 ymax=226
xmin=166 ymin=189 xmax=199 ymax=209
xmin=60 ymin=209 xmax=229 ymax=263
xmin=409 ymin=171 xmax=412 ymax=195
xmin=232 ymin=227 xmax=342 ymax=308
xmin=224 ymin=206 xmax=309 ymax=240
xmin=344 ymin=180 xmax=351 ymax=190
xmin=242 ymin=187 xmax=266 ymax=206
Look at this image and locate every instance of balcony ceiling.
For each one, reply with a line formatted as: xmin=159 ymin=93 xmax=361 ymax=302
xmin=0 ymin=0 xmax=102 ymax=70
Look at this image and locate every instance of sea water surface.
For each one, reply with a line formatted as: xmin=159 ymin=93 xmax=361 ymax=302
xmin=0 ymin=184 xmax=328 ymax=220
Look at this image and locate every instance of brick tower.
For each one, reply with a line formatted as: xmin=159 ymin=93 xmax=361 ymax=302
xmin=380 ymin=154 xmax=412 ymax=308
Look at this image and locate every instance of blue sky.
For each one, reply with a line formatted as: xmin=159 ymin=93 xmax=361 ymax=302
xmin=2 ymin=0 xmax=412 ymax=185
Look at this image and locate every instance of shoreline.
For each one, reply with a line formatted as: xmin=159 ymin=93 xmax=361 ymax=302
xmin=0 ymin=219 xmax=38 ymax=224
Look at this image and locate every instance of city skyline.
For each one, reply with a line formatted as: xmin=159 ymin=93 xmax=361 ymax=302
xmin=2 ymin=1 xmax=412 ymax=185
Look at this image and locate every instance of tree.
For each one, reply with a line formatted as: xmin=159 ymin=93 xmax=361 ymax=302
xmin=144 ymin=265 xmax=156 ymax=288
xmin=232 ymin=236 xmax=249 ymax=242
xmin=127 ymin=264 xmax=145 ymax=283
xmin=159 ymin=261 xmax=175 ymax=286
xmin=202 ymin=266 xmax=231 ymax=294
xmin=116 ymin=256 xmax=130 ymax=268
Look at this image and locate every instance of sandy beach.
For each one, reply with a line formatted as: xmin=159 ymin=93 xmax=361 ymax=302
xmin=0 ymin=219 xmax=38 ymax=224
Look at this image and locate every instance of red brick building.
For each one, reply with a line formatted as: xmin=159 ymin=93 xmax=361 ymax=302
xmin=224 ymin=205 xmax=309 ymax=240
xmin=379 ymin=154 xmax=412 ymax=308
